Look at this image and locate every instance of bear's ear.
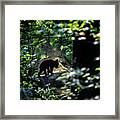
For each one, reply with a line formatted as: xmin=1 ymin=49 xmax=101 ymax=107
xmin=55 ymin=59 xmax=58 ymax=62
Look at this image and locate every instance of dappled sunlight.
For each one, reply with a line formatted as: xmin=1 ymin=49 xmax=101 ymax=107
xmin=20 ymin=20 xmax=100 ymax=100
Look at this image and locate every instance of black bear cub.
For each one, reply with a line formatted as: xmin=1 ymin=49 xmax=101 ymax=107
xmin=38 ymin=59 xmax=59 ymax=77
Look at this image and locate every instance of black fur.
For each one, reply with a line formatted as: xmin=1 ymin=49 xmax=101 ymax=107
xmin=38 ymin=59 xmax=59 ymax=76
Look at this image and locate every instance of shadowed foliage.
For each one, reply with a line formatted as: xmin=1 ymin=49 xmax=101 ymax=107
xmin=20 ymin=20 xmax=100 ymax=100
